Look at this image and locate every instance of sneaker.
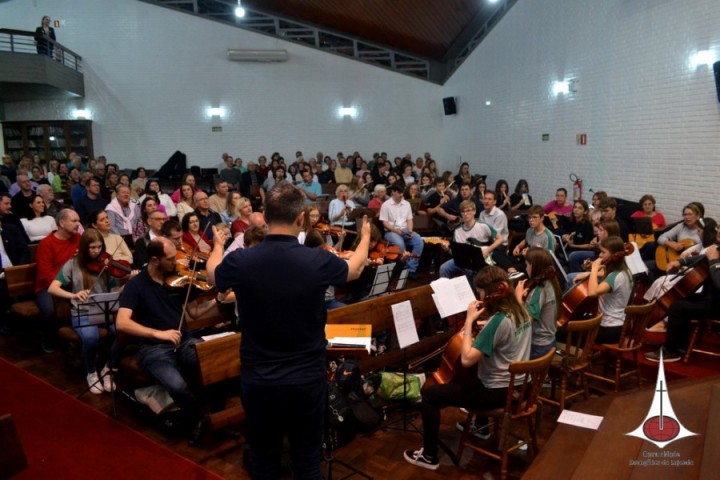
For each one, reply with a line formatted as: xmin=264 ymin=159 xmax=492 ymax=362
xmin=508 ymin=271 xmax=525 ymax=282
xmin=403 ymin=448 xmax=439 ymax=471
xmin=456 ymin=420 xmax=492 ymax=440
xmin=41 ymin=339 xmax=57 ymax=354
xmin=644 ymin=347 xmax=681 ymax=363
xmin=100 ymin=365 xmax=115 ymax=392
xmin=86 ymin=372 xmax=104 ymax=395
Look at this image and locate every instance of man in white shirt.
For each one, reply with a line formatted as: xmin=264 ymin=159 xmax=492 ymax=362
xmin=478 ymin=191 xmax=509 ymax=245
xmin=379 ymin=184 xmax=424 ymax=278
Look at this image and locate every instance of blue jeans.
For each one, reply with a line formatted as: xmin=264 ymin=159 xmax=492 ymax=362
xmin=530 ymin=342 xmax=555 ymax=359
xmin=384 ymin=229 xmax=423 ymax=273
xmin=36 ymin=289 xmax=57 ymax=339
xmin=137 ymin=337 xmax=202 ymax=422
xmin=567 ymin=250 xmax=597 ymax=273
xmin=241 ymin=378 xmax=326 ymax=480
xmin=439 ymin=259 xmax=475 ymax=287
xmin=72 ymin=314 xmax=122 ymax=374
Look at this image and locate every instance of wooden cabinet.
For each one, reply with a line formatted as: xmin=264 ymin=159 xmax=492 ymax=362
xmin=2 ymin=120 xmax=93 ymax=163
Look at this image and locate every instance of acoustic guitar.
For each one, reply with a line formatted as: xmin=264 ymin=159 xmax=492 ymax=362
xmin=655 ymin=238 xmax=695 ymax=272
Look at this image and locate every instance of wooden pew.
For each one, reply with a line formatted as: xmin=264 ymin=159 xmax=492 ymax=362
xmin=5 ymin=263 xmax=40 ymax=321
xmin=327 ymin=285 xmax=456 ymax=374
xmin=194 ymin=332 xmax=244 ymax=431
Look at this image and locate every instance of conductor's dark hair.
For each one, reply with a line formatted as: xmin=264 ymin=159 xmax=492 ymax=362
xmin=264 ymin=183 xmax=305 ymax=226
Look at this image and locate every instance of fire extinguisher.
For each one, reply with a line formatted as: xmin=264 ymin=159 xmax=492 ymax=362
xmin=569 ymin=173 xmax=583 ymax=201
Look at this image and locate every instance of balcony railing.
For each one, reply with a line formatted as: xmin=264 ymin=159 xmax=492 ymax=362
xmin=0 ymin=28 xmax=83 ymax=72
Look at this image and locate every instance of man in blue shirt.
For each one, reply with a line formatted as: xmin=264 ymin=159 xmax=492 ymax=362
xmin=297 ymin=168 xmax=321 ymax=203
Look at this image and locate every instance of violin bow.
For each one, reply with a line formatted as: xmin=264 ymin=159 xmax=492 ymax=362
xmin=176 ymin=218 xmax=213 ymax=333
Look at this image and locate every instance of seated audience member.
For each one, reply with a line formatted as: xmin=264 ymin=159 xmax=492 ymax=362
xmin=368 ymin=184 xmax=387 ymax=211
xmin=403 ymin=266 xmax=531 ymax=471
xmin=105 ymin=184 xmax=141 ymax=237
xmin=230 ymin=197 xmax=254 ymax=237
xmin=131 ymin=167 xmax=148 ymax=198
xmin=170 ymin=172 xmax=200 ymax=204
xmin=11 ymin=174 xmax=36 ymax=219
xmin=193 ymin=191 xmax=222 ymax=241
xmin=565 ymin=236 xmax=633 ymax=344
xmin=298 ymin=169 xmax=322 ymax=203
xmin=140 ymin=179 xmax=177 ymax=218
xmin=303 ymin=229 xmax=345 ymax=310
xmin=226 ymin=212 xmax=267 ymax=256
xmin=133 ymin=210 xmax=167 ymax=268
xmin=35 ymin=208 xmax=82 ymax=352
xmin=240 ymin=161 xmax=265 ymax=203
xmin=36 ymin=183 xmax=61 ymax=219
xmin=543 ymin=187 xmax=573 ymax=217
xmin=334 ymin=156 xmax=355 ymax=185
xmin=21 ymin=194 xmax=57 ymax=242
xmin=208 ymin=180 xmax=229 ymax=214
xmin=645 ymin=221 xmax=720 ymax=362
xmin=48 ymin=229 xmax=123 ymax=394
xmin=350 ymin=174 xmax=372 ymax=207
xmin=435 ymin=183 xmax=482 ymax=229
xmin=379 ymin=184 xmax=424 ymax=279
xmin=439 ymin=200 xmax=504 ymax=284
xmin=328 ymin=184 xmax=357 ymax=228
xmin=512 ymin=206 xmax=556 ymax=258
xmin=630 ymin=194 xmax=666 ymax=260
xmin=117 ymin=237 xmax=217 ymax=445
xmin=133 ymin=196 xmax=159 ymax=241
xmin=262 ymin=166 xmax=289 ymax=193
xmin=51 ymin=162 xmax=70 ymax=193
xmin=495 ymin=179 xmax=511 ymax=211
xmin=76 ymin=176 xmax=108 ymax=226
xmin=515 ymin=247 xmax=561 ymax=358
xmin=175 ymin=183 xmax=196 ymax=222
xmin=0 ymin=194 xmax=31 ymax=331
xmin=560 ymin=199 xmax=594 ymax=257
xmin=453 ymin=162 xmax=473 ymax=186
xmin=509 ymin=179 xmax=533 ymax=211
xmin=89 ymin=210 xmax=134 ymax=264
xmin=182 ymin=212 xmax=213 ymax=254
xmin=598 ymin=197 xmax=629 ymax=241
xmin=478 ymin=191 xmax=509 ymax=247
xmin=219 ymin=155 xmax=242 ymax=191
xmin=221 ymin=191 xmax=242 ymax=225
xmin=403 ymin=183 xmax=425 ymax=216
xmin=425 ymin=178 xmax=452 ymax=216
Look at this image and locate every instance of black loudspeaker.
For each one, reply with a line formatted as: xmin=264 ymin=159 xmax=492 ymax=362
xmin=714 ymin=61 xmax=720 ymax=102
xmin=442 ymin=96 xmax=457 ymax=115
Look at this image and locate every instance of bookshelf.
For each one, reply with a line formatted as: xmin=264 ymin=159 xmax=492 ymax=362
xmin=2 ymin=120 xmax=93 ymax=163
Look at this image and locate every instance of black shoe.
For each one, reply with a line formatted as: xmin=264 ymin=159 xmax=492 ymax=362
xmin=188 ymin=417 xmax=207 ymax=446
xmin=645 ymin=347 xmax=681 ymax=363
xmin=41 ymin=339 xmax=57 ymax=354
xmin=408 ymin=271 xmax=418 ymax=281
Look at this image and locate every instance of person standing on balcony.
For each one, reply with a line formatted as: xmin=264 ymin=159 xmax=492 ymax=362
xmin=35 ymin=15 xmax=56 ymax=58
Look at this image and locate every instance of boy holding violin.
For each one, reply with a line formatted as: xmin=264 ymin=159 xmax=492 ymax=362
xmin=404 ymin=266 xmax=532 ymax=470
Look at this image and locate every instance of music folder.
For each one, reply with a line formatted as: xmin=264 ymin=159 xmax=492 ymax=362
xmin=450 ymin=241 xmax=487 ymax=271
xmin=326 ymin=324 xmax=372 ymax=354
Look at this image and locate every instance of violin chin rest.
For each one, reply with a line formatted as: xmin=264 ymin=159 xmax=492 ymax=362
xmin=169 ymin=276 xmax=190 ymax=287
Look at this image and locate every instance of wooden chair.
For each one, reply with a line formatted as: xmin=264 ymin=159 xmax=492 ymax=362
xmin=585 ymin=301 xmax=656 ymax=392
xmin=683 ymin=318 xmax=720 ymax=363
xmin=540 ymin=312 xmax=602 ymax=410
xmin=456 ymin=348 xmax=555 ymax=480
xmin=194 ymin=333 xmax=244 ymax=432
xmin=5 ymin=263 xmax=40 ymax=320
xmin=0 ymin=414 xmax=28 ymax=478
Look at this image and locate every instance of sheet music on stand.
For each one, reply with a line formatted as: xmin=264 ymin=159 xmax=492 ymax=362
xmin=72 ymin=292 xmax=121 ymax=327
xmin=429 ymin=276 xmax=476 ymax=318
xmin=391 ymin=300 xmax=419 ymax=349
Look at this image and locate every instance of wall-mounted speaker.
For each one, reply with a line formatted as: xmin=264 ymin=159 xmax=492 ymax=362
xmin=442 ymin=96 xmax=457 ymax=115
xmin=713 ymin=61 xmax=720 ymax=103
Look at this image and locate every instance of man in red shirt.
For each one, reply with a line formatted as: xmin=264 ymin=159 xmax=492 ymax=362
xmin=35 ymin=208 xmax=81 ymax=352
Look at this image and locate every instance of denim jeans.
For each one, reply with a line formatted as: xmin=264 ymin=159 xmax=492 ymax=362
xmin=36 ymin=289 xmax=57 ymax=340
xmin=567 ymin=250 xmax=597 ymax=273
xmin=439 ymin=259 xmax=474 ymax=283
xmin=137 ymin=337 xmax=201 ymax=423
xmin=384 ymin=229 xmax=424 ymax=273
xmin=72 ymin=315 xmax=122 ymax=374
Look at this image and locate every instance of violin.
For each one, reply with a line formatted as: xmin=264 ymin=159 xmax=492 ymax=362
xmin=369 ymin=241 xmax=420 ymax=262
xmin=165 ymin=264 xmax=214 ymax=291
xmin=87 ymin=251 xmax=133 ymax=278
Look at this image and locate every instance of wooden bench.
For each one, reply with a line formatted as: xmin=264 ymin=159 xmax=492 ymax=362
xmin=194 ymin=332 xmax=244 ymax=431
xmin=5 ymin=263 xmax=40 ymax=320
xmin=327 ymin=285 xmax=456 ymax=374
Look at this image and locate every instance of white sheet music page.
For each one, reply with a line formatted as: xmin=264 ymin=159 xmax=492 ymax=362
xmin=391 ymin=300 xmax=420 ymax=349
xmin=430 ymin=276 xmax=476 ymax=317
xmin=557 ymin=410 xmax=604 ymax=430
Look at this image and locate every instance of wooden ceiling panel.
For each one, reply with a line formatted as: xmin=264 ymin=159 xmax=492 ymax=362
xmin=242 ymin=0 xmax=484 ymax=60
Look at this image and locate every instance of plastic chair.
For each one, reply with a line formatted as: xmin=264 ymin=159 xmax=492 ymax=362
xmin=456 ymin=348 xmax=555 ymax=480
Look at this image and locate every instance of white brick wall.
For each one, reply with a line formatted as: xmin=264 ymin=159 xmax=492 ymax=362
xmin=444 ymin=0 xmax=720 ymax=222
xmin=3 ymin=0 xmax=720 ymax=222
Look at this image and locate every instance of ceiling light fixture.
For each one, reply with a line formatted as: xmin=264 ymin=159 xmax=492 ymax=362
xmin=235 ymin=1 xmax=246 ymax=18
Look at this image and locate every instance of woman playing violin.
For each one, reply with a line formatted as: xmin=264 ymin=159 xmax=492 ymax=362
xmin=566 ymin=236 xmax=633 ymax=344
xmin=515 ymin=247 xmax=562 ymax=358
xmin=89 ymin=209 xmax=134 ymax=264
xmin=404 ymin=266 xmax=531 ymax=471
xmin=47 ymin=229 xmax=123 ymax=394
xmin=182 ymin=212 xmax=213 ymax=254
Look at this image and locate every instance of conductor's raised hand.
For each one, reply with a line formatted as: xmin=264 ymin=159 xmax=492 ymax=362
xmin=361 ymin=215 xmax=371 ymax=239
xmin=212 ymin=225 xmax=227 ymax=249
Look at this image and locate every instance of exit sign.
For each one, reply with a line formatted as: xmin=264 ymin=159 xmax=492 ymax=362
xmin=211 ymin=126 xmax=223 ymax=132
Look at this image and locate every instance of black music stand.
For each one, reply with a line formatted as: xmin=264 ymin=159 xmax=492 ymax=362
xmin=73 ymin=292 xmax=121 ymax=417
xmin=451 ymin=241 xmax=487 ymax=272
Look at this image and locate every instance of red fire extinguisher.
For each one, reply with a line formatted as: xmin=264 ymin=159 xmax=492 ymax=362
xmin=569 ymin=173 xmax=583 ymax=201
